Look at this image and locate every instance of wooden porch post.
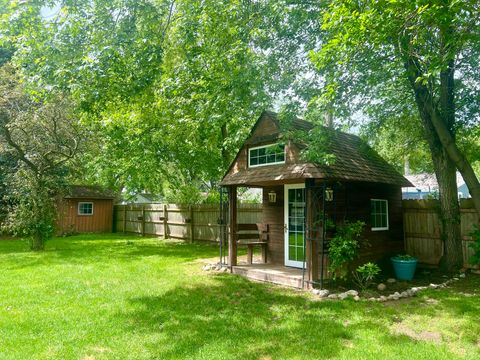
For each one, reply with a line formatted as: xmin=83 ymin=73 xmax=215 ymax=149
xmin=305 ymin=181 xmax=319 ymax=288
xmin=228 ymin=186 xmax=238 ymax=267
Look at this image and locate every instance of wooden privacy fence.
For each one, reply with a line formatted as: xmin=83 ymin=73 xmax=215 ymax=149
xmin=403 ymin=199 xmax=479 ymax=268
xmin=114 ymin=203 xmax=262 ymax=243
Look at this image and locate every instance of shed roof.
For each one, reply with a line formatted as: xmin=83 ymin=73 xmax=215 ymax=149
xmin=64 ymin=185 xmax=117 ymax=199
xmin=221 ymin=111 xmax=412 ymax=187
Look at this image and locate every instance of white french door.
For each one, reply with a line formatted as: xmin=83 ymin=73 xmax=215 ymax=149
xmin=284 ymin=184 xmax=305 ymax=268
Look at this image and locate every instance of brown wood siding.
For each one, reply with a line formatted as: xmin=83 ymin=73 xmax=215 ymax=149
xmin=262 ymin=185 xmax=285 ymax=264
xmin=338 ymin=182 xmax=404 ymax=266
xmin=261 ymin=181 xmax=404 ymax=267
xmin=57 ymin=198 xmax=113 ymax=234
xmin=227 ymin=114 xmax=300 ymax=179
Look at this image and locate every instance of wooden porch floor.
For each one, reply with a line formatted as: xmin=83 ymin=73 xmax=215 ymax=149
xmin=231 ymin=264 xmax=304 ymax=289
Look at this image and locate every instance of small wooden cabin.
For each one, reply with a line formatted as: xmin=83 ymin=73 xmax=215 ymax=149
xmin=220 ymin=111 xmax=412 ymax=288
xmin=57 ymin=185 xmax=116 ymax=234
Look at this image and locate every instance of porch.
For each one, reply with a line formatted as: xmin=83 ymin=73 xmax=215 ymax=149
xmin=232 ymin=263 xmax=304 ymax=289
xmin=221 ymin=182 xmax=331 ymax=289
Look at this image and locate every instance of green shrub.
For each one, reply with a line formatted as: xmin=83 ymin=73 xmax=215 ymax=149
xmin=328 ymin=220 xmax=366 ymax=279
xmin=393 ymin=254 xmax=417 ymax=261
xmin=352 ymin=262 xmax=381 ymax=290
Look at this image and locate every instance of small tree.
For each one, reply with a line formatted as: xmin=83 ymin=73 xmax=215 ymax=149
xmin=0 ymin=64 xmax=82 ymax=250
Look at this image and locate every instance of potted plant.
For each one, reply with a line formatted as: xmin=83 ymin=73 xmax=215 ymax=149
xmin=391 ymin=254 xmax=417 ymax=281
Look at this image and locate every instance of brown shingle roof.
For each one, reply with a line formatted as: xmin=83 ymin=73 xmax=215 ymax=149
xmin=64 ymin=185 xmax=117 ymax=199
xmin=221 ymin=111 xmax=412 ymax=187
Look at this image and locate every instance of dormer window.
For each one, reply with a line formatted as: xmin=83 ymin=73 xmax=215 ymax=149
xmin=249 ymin=143 xmax=285 ymax=167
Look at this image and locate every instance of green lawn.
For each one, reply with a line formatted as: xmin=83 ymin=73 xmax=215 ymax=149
xmin=0 ymin=234 xmax=479 ymax=360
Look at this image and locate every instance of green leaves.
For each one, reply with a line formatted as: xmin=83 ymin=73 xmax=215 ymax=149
xmin=328 ymin=220 xmax=366 ymax=280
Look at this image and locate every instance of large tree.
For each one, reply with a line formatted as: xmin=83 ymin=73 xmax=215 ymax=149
xmin=312 ymin=0 xmax=480 ymax=270
xmin=0 ymin=64 xmax=83 ymax=250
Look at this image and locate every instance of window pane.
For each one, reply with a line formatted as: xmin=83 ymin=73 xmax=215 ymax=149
xmin=248 ymin=144 xmax=285 ymax=167
xmin=297 ymin=246 xmax=304 ymax=260
xmin=79 ymin=203 xmax=93 ymax=215
xmin=381 ymin=214 xmax=387 ymax=228
xmin=289 ymin=246 xmax=296 ymax=261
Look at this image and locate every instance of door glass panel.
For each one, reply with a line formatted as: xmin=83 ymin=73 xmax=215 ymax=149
xmin=288 ymin=188 xmax=305 ymax=263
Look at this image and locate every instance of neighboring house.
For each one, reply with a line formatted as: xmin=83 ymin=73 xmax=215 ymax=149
xmin=57 ymin=185 xmax=116 ymax=234
xmin=402 ymin=172 xmax=471 ymax=200
xmin=220 ymin=111 xmax=412 ymax=288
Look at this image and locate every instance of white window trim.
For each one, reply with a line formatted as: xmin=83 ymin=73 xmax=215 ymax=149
xmin=371 ymin=199 xmax=389 ymax=231
xmin=248 ymin=143 xmax=286 ymax=168
xmin=78 ymin=201 xmax=94 ymax=216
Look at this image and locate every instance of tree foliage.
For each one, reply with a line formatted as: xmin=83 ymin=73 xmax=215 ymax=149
xmin=0 ymin=64 xmax=83 ymax=249
xmin=1 ymin=0 xmax=323 ymax=197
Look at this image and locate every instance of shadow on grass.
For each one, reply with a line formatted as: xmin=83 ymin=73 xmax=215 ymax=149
xmin=117 ymin=274 xmax=389 ymax=359
xmin=119 ymin=275 xmax=349 ymax=359
xmin=117 ymin=272 xmax=480 ymax=359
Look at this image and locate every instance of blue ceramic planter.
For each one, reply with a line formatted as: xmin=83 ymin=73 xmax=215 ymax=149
xmin=391 ymin=257 xmax=417 ymax=281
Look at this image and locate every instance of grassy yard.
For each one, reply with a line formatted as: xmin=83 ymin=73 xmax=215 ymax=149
xmin=0 ymin=234 xmax=479 ymax=360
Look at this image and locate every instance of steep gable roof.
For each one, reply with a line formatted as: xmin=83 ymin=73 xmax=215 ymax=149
xmin=220 ymin=111 xmax=412 ymax=187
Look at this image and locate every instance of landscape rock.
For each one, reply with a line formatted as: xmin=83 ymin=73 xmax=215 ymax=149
xmin=312 ymin=289 xmax=320 ymax=296
xmin=459 ymin=273 xmax=466 ymax=278
xmin=471 ymin=269 xmax=480 ymax=275
xmin=377 ymin=283 xmax=387 ymax=291
xmin=338 ymin=293 xmax=349 ymax=300
xmin=328 ymin=294 xmax=338 ymax=300
xmin=379 ymin=296 xmax=387 ymax=302
xmin=387 ymin=278 xmax=396 ymax=284
xmin=429 ymin=283 xmax=439 ymax=289
xmin=388 ymin=294 xmax=400 ymax=301
xmin=453 ymin=277 xmax=459 ymax=281
xmin=221 ymin=267 xmax=228 ymax=273
xmin=369 ymin=297 xmax=377 ymax=302
xmin=353 ymin=295 xmax=360 ymax=301
xmin=345 ymin=290 xmax=359 ymax=297
xmin=318 ymin=290 xmax=330 ymax=298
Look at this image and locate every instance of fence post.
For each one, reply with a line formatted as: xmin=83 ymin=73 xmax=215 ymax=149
xmin=123 ymin=205 xmax=127 ymax=233
xmin=141 ymin=205 xmax=146 ymax=237
xmin=189 ymin=205 xmax=194 ymax=243
xmin=163 ymin=204 xmax=168 ymax=239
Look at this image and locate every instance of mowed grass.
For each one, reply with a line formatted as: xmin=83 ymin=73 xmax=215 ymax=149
xmin=0 ymin=234 xmax=479 ymax=360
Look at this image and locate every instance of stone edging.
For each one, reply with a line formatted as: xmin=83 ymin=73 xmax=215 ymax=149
xmin=202 ymin=262 xmax=468 ymax=302
xmin=311 ymin=274 xmax=466 ymax=302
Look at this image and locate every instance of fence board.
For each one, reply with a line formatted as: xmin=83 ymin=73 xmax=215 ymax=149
xmin=403 ymin=199 xmax=478 ymax=268
xmin=114 ymin=203 xmax=262 ymax=243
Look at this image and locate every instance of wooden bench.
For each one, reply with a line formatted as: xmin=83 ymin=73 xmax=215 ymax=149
xmin=237 ymin=223 xmax=269 ymax=265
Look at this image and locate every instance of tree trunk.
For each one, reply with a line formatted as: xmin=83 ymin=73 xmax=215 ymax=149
xmin=403 ymin=57 xmax=463 ymax=271
xmin=428 ymin=109 xmax=480 ymax=220
xmin=31 ymin=232 xmax=45 ymax=251
xmin=433 ymin=149 xmax=463 ymax=271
